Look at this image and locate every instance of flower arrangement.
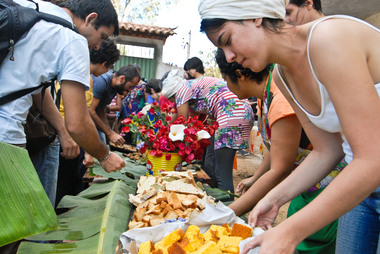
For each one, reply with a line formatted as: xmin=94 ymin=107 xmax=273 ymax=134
xmin=121 ymin=102 xmax=218 ymax=164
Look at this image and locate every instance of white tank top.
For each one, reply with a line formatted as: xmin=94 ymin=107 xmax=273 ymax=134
xmin=277 ymin=15 xmax=380 ymax=163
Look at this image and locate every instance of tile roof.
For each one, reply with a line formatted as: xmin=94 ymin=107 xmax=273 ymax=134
xmin=119 ymin=22 xmax=176 ymax=43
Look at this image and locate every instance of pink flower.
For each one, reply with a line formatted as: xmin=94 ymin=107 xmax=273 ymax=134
xmin=165 ymin=154 xmax=171 ymax=160
xmin=123 ymin=118 xmax=132 ymax=125
xmin=137 ymin=112 xmax=144 ymax=118
xmin=185 ymin=153 xmax=195 ymax=164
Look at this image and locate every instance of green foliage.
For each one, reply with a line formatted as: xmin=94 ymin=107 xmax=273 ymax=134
xmin=199 ymin=48 xmax=222 ymax=78
xmin=113 ymin=0 xmax=179 ymax=25
xmin=0 ymin=142 xmax=58 ymax=247
xmin=16 ymin=157 xmax=148 ymax=254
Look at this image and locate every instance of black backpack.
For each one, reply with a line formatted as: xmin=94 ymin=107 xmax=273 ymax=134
xmin=0 ymin=0 xmax=78 ymax=106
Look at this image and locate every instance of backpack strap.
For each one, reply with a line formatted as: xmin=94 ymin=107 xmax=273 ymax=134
xmin=0 ymin=81 xmax=52 ymax=106
xmin=0 ymin=0 xmax=78 ymax=105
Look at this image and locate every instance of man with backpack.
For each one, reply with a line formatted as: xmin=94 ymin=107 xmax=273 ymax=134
xmin=0 ymin=0 xmax=125 ymax=173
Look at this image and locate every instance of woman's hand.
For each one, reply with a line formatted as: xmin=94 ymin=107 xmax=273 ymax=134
xmin=241 ymin=226 xmax=297 ymax=254
xmin=248 ymin=198 xmax=280 ymax=230
xmin=236 ymin=177 xmax=255 ymax=195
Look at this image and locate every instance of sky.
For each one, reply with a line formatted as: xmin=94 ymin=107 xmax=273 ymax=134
xmin=155 ymin=0 xmax=216 ymax=68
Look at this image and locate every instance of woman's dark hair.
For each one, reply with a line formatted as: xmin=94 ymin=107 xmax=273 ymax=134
xmin=184 ymin=57 xmax=205 ymax=74
xmin=200 ymin=18 xmax=284 ymax=35
xmin=215 ymin=48 xmax=271 ymax=84
xmin=145 ymin=79 xmax=162 ymax=94
xmin=290 ymin=0 xmax=322 ymax=12
xmin=90 ymin=38 xmax=120 ymax=68
xmin=58 ymin=0 xmax=119 ymax=36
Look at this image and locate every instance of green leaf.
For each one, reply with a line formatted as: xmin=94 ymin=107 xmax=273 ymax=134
xmin=92 ymin=156 xmax=147 ymax=184
xmin=19 ymin=179 xmax=134 ymax=253
xmin=0 ymin=142 xmax=59 ymax=247
xmin=203 ymin=184 xmax=231 ymax=201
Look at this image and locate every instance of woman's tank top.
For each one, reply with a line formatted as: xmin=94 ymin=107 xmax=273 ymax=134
xmin=277 ymin=15 xmax=380 ymax=163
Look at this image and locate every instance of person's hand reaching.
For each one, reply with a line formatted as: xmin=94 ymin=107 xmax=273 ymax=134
xmin=248 ymin=197 xmax=280 ymax=230
xmin=109 ymin=132 xmax=125 ymax=146
xmin=99 ymin=152 xmax=125 ymax=172
xmin=241 ymin=226 xmax=297 ymax=254
xmin=236 ymin=176 xmax=255 ymax=195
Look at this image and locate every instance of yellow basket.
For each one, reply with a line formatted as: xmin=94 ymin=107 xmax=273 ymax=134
xmin=147 ymin=151 xmax=182 ymax=176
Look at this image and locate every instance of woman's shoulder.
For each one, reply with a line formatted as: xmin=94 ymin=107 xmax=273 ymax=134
xmin=308 ymin=15 xmax=377 ymax=46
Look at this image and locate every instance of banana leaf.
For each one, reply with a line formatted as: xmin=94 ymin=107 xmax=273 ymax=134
xmin=92 ymin=156 xmax=147 ymax=183
xmin=0 ymin=142 xmax=59 ymax=247
xmin=203 ymin=184 xmax=232 ymax=202
xmin=18 ymin=179 xmax=136 ymax=253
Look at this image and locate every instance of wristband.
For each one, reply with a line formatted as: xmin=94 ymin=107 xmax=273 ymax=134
xmin=98 ymin=150 xmax=111 ymax=163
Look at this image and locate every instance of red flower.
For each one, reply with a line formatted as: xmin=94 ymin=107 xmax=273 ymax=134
xmin=121 ymin=126 xmax=130 ymax=133
xmin=139 ymin=147 xmax=146 ymax=154
xmin=121 ymin=107 xmax=214 ymax=163
xmin=156 ymin=150 xmax=163 ymax=157
xmin=161 ymin=103 xmax=169 ymax=113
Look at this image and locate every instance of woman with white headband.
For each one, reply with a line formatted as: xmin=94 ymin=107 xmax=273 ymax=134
xmin=199 ymin=0 xmax=380 ymax=253
xmin=162 ymin=69 xmax=254 ymax=199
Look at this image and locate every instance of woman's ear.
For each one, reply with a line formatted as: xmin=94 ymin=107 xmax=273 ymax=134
xmin=235 ymin=70 xmax=245 ymax=81
xmin=254 ymin=18 xmax=263 ymax=27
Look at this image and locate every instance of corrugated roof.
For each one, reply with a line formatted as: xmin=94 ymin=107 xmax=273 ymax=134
xmin=119 ymin=22 xmax=176 ymax=43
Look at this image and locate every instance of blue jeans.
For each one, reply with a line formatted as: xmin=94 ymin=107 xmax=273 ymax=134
xmin=336 ymin=187 xmax=380 ymax=254
xmin=29 ymin=137 xmax=60 ymax=207
xmin=97 ymin=130 xmax=106 ymax=144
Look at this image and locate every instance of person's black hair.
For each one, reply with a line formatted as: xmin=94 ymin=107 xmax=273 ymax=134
xmin=215 ymin=48 xmax=271 ymax=84
xmin=58 ymin=0 xmax=119 ymax=36
xmin=89 ymin=38 xmax=120 ymax=68
xmin=289 ymin=0 xmax=322 ymax=12
xmin=184 ymin=57 xmax=205 ymax=74
xmin=200 ymin=18 xmax=284 ymax=35
xmin=132 ymin=64 xmax=142 ymax=75
xmin=145 ymin=79 xmax=162 ymax=94
xmin=115 ymin=64 xmax=141 ymax=82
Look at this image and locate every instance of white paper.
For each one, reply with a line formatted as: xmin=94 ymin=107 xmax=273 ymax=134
xmin=120 ymin=201 xmax=263 ymax=253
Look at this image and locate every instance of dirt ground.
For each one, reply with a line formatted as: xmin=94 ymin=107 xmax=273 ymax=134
xmin=232 ymin=137 xmax=289 ymax=226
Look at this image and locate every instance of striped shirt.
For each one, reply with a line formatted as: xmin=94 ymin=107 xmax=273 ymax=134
xmin=176 ymin=77 xmax=254 ymax=150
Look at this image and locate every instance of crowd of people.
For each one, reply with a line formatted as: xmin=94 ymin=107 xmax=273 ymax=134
xmin=1 ymin=0 xmax=379 ymax=253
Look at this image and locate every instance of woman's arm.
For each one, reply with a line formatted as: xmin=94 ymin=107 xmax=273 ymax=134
xmin=177 ymin=101 xmax=190 ymax=118
xmin=235 ymin=148 xmax=270 ymax=196
xmin=229 ymin=114 xmax=302 ymax=216
xmin=245 ymin=21 xmax=380 ymax=253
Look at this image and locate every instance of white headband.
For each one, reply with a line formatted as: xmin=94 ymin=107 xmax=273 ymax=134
xmin=199 ymin=0 xmax=289 ymax=21
xmin=161 ymin=69 xmax=185 ymax=99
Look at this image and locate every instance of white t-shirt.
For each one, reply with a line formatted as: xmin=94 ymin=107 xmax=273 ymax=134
xmin=0 ymin=0 xmax=90 ymax=144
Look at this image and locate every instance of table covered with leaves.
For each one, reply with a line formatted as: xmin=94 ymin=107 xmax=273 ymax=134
xmin=12 ymin=151 xmax=231 ymax=253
